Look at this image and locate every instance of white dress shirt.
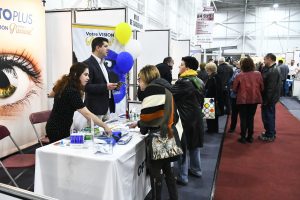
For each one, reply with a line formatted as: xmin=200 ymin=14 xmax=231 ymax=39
xmin=92 ymin=54 xmax=111 ymax=98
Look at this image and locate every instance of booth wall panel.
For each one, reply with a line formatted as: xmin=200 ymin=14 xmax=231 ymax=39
xmin=170 ymin=40 xmax=190 ymax=81
xmin=136 ymin=30 xmax=170 ymax=73
xmin=46 ymin=11 xmax=73 ymax=108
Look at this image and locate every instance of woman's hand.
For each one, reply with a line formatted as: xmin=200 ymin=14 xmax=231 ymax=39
xmin=129 ymin=121 xmax=138 ymax=128
xmin=104 ymin=126 xmax=112 ymax=136
xmin=78 ymin=107 xmax=113 ymax=136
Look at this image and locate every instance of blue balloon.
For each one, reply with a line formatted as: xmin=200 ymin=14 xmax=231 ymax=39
xmin=106 ymin=50 xmax=118 ymax=61
xmin=105 ymin=50 xmax=128 ymax=103
xmin=113 ymin=83 xmax=126 ymax=103
xmin=116 ymin=52 xmax=134 ymax=74
xmin=118 ymin=74 xmax=126 ymax=82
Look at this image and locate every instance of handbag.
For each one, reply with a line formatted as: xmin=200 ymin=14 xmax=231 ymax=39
xmin=202 ymin=76 xmax=221 ymax=119
xmin=202 ymin=97 xmax=220 ymax=119
xmin=148 ymin=131 xmax=183 ymax=160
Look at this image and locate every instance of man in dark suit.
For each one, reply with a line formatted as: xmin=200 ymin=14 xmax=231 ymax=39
xmin=217 ymin=57 xmax=233 ymax=115
xmin=138 ymin=57 xmax=174 ymax=100
xmin=84 ymin=37 xmax=118 ymax=120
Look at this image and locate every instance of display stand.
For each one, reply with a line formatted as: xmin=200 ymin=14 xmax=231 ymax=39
xmin=293 ymin=80 xmax=300 ymax=100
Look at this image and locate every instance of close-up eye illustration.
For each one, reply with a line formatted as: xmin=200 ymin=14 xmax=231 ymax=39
xmin=0 ymin=51 xmax=42 ymax=117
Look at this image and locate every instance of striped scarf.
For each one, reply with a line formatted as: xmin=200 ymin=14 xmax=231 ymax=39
xmin=139 ymin=84 xmax=174 ymax=138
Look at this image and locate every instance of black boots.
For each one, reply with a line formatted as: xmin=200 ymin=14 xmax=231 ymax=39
xmin=165 ymin=175 xmax=178 ymax=200
xmin=151 ymin=177 xmax=162 ymax=200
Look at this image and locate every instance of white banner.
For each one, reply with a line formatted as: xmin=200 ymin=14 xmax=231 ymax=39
xmin=72 ymin=24 xmax=115 ymax=62
xmin=195 ymin=6 xmax=214 ymax=44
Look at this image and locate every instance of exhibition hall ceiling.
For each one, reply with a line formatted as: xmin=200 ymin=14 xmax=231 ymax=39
xmin=214 ymin=0 xmax=300 ymax=10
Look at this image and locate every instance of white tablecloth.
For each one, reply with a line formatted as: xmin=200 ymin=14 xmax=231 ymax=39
xmin=34 ymin=133 xmax=150 ymax=200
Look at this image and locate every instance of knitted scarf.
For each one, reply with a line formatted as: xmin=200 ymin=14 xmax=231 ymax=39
xmin=179 ymin=69 xmax=203 ymax=90
xmin=139 ymin=84 xmax=174 ymax=138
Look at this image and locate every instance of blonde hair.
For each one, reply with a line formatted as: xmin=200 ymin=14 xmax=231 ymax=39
xmin=205 ymin=62 xmax=217 ymax=73
xmin=138 ymin=65 xmax=160 ymax=85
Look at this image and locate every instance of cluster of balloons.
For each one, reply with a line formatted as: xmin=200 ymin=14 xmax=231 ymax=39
xmin=107 ymin=22 xmax=142 ymax=103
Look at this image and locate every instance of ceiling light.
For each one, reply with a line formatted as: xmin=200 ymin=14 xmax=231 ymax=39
xmin=273 ymin=3 xmax=279 ymax=8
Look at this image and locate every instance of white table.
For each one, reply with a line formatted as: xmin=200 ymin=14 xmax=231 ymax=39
xmin=34 ymin=132 xmax=150 ymax=200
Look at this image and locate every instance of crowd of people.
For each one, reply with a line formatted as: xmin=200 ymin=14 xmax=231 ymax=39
xmin=45 ymin=36 xmax=297 ymax=200
xmin=203 ymin=54 xmax=282 ymax=143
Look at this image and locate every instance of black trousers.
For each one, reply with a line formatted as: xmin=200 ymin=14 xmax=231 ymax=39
xmin=206 ymin=116 xmax=219 ymax=133
xmin=229 ymin=98 xmax=239 ymax=130
xmin=223 ymin=89 xmax=231 ymax=114
xmin=149 ymin=159 xmax=178 ymax=200
xmin=238 ymin=104 xmax=258 ymax=138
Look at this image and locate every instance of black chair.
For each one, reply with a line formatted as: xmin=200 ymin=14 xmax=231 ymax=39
xmin=29 ymin=110 xmax=51 ymax=146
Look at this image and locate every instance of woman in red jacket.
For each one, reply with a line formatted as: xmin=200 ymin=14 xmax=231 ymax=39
xmin=233 ymin=57 xmax=264 ymax=143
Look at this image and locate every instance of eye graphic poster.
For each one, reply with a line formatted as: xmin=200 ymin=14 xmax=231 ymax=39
xmin=0 ymin=0 xmax=46 ymax=156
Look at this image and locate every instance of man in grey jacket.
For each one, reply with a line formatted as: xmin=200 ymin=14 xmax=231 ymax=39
xmin=278 ymin=60 xmax=289 ymax=96
xmin=259 ymin=53 xmax=281 ymax=142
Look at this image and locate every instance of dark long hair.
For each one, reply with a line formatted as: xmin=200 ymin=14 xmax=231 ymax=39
xmin=241 ymin=57 xmax=255 ymax=72
xmin=52 ymin=62 xmax=88 ymax=97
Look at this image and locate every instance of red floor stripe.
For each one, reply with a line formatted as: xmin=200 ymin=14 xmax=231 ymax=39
xmin=214 ymin=103 xmax=300 ymax=200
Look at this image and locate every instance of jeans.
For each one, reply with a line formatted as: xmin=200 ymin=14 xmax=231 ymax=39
xmin=261 ymin=104 xmax=276 ymax=137
xmin=177 ymin=147 xmax=202 ymax=183
xmin=282 ymin=80 xmax=287 ymax=96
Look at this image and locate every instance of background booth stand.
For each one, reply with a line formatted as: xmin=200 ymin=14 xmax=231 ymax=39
xmin=292 ymin=79 xmax=300 ymax=100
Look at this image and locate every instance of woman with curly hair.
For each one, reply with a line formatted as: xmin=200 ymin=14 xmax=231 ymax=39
xmin=46 ymin=62 xmax=111 ymax=143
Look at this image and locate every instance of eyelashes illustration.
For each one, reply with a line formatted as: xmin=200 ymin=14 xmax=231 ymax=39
xmin=0 ymin=51 xmax=42 ymax=117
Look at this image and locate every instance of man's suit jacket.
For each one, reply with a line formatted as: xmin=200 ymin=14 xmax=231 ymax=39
xmin=84 ymin=56 xmax=115 ymax=115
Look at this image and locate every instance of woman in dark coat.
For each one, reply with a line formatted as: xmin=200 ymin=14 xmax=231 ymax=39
xmin=172 ymin=56 xmax=205 ymax=185
xmin=204 ymin=62 xmax=223 ymax=133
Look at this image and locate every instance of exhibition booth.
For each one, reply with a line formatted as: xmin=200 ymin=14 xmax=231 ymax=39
xmin=1 ymin=1 xmax=190 ymax=158
xmin=0 ymin=1 xmax=189 ymax=199
xmin=1 ymin=1 xmax=300 ymax=200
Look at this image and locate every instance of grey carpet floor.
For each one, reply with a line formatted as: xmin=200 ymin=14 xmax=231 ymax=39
xmin=160 ymin=116 xmax=227 ymax=200
xmin=280 ymin=97 xmax=300 ymax=120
